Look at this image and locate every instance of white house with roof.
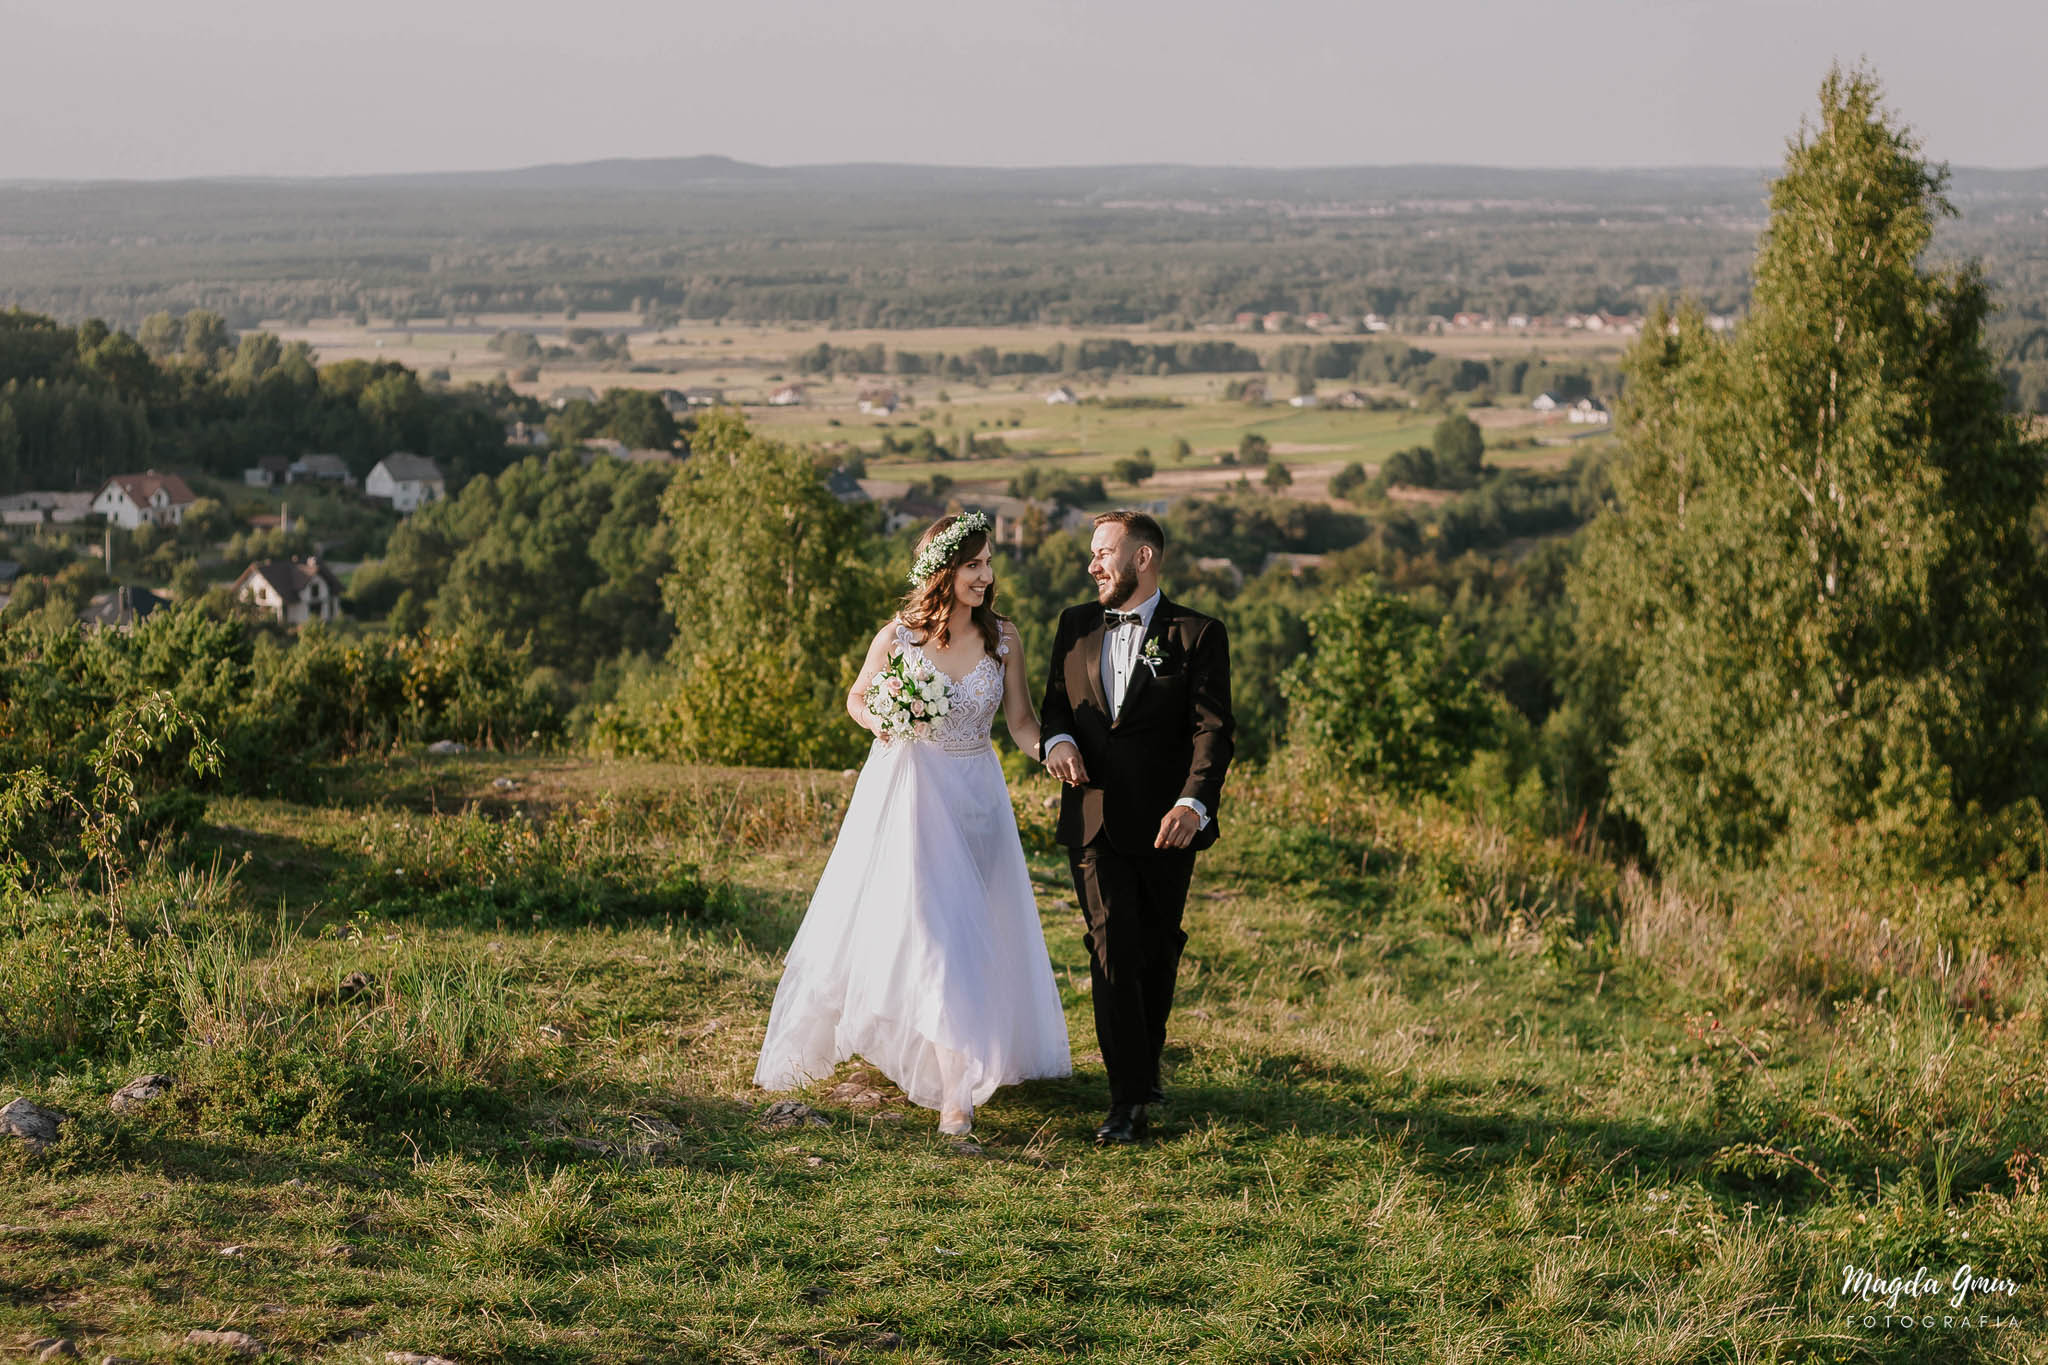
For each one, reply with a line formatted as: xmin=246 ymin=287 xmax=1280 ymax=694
xmin=232 ymin=556 xmax=343 ymax=626
xmin=1044 ymin=385 xmax=1077 ymax=405
xmin=365 ymin=453 xmax=446 ymax=513
xmin=91 ymin=471 xmax=196 ymax=530
xmin=0 ymin=491 xmax=95 ymax=526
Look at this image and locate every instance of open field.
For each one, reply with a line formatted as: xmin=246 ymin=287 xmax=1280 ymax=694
xmin=5 ymin=754 xmax=2045 ymax=1361
xmin=269 ymin=315 xmax=1634 ymax=393
xmin=264 ymin=315 xmax=1609 ymax=499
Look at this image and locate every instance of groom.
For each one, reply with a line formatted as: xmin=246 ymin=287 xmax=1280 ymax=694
xmin=1039 ymin=510 xmax=1234 ymax=1145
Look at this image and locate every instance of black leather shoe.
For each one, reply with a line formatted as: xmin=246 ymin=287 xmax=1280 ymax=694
xmin=1094 ymin=1103 xmax=1149 ymax=1145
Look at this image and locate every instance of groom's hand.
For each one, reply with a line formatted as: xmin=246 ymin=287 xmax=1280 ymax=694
xmin=1155 ymin=806 xmax=1202 ymax=850
xmin=1046 ymin=740 xmax=1089 ymax=786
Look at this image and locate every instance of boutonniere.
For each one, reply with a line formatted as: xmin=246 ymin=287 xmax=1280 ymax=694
xmin=1140 ymin=638 xmax=1166 ymax=674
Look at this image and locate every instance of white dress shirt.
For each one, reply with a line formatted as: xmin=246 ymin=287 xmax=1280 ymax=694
xmin=1043 ymin=590 xmax=1209 ymax=830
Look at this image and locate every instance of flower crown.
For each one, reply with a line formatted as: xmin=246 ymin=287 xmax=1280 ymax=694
xmin=907 ymin=511 xmax=990 ymax=587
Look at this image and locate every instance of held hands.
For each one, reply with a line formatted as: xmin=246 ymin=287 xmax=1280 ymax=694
xmin=1154 ymin=805 xmax=1202 ymax=850
xmin=1045 ymin=740 xmax=1089 ymax=786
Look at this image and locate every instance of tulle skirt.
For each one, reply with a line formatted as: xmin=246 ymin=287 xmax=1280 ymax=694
xmin=753 ymin=736 xmax=1072 ymax=1112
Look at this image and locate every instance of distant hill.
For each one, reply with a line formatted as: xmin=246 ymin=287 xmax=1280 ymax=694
xmin=353 ymin=154 xmax=791 ymax=190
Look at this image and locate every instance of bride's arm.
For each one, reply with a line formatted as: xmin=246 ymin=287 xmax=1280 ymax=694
xmin=997 ymin=622 xmax=1043 ymax=757
xmin=845 ymin=621 xmax=901 ymax=736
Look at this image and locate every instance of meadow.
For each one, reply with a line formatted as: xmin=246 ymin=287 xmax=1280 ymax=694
xmin=6 ymin=752 xmax=2045 ymax=1362
xmin=268 ymin=313 xmax=1605 ymax=500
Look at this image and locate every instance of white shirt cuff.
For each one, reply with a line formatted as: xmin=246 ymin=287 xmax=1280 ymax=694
xmin=1042 ymin=734 xmax=1077 ymax=763
xmin=1175 ymin=796 xmax=1210 ymax=830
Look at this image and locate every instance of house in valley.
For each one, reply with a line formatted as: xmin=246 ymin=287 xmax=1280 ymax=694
xmin=80 ymin=585 xmax=171 ymax=632
xmin=233 ymin=556 xmax=343 ymax=626
xmin=288 ymin=453 xmax=355 ymax=487
xmin=365 ymin=453 xmax=446 ymax=513
xmin=0 ymin=491 xmax=94 ymax=527
xmin=90 ymin=471 xmax=196 ymax=529
xmin=243 ymin=455 xmax=291 ymax=487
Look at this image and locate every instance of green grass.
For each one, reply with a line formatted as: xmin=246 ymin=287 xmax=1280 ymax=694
xmin=5 ymin=756 xmax=2047 ymax=1361
xmin=828 ymin=410 xmax=1583 ymax=494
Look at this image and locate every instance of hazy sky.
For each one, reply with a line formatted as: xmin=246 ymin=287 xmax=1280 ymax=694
xmin=4 ymin=0 xmax=2042 ymax=180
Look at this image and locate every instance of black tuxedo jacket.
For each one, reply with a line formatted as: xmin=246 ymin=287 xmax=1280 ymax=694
xmin=1039 ymin=596 xmax=1234 ymax=855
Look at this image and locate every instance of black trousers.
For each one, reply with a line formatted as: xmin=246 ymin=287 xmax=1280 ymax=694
xmin=1069 ymin=841 xmax=1196 ymax=1107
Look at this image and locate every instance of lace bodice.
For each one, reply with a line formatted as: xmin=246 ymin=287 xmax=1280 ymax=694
xmin=895 ymin=622 xmax=1008 ymax=753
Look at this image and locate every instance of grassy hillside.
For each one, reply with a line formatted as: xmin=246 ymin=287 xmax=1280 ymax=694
xmin=4 ymin=755 xmax=2045 ymax=1362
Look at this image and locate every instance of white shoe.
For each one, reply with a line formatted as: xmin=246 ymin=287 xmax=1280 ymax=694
xmin=938 ymin=1107 xmax=973 ymax=1136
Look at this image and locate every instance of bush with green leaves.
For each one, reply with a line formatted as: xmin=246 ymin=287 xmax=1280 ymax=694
xmin=1281 ymin=582 xmax=1495 ymax=794
xmin=0 ymin=618 xmax=241 ymax=854
xmin=0 ymin=610 xmax=563 ymax=817
xmin=252 ymin=622 xmax=565 ymax=762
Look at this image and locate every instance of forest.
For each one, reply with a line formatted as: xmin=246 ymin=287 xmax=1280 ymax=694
xmin=5 ymin=160 xmax=2048 ymax=406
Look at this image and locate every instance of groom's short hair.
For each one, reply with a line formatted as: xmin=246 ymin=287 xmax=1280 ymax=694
xmin=1094 ymin=509 xmax=1165 ymax=557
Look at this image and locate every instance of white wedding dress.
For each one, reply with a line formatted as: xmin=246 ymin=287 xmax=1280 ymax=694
xmin=753 ymin=622 xmax=1072 ymax=1115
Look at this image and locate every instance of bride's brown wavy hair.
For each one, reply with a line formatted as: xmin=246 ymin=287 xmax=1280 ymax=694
xmin=902 ymin=514 xmax=1005 ymax=657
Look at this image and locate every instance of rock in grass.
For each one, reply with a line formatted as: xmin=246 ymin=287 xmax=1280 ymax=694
xmin=869 ymin=1331 xmax=905 ymax=1350
xmin=109 ymin=1074 xmax=177 ymax=1114
xmin=822 ymin=1079 xmax=886 ymax=1109
xmin=183 ymin=1330 xmax=262 ymax=1356
xmin=338 ymin=971 xmax=377 ymax=1001
xmin=629 ymin=1113 xmax=682 ymax=1137
xmin=31 ymin=1339 xmax=78 ymax=1360
xmin=759 ymin=1101 xmax=829 ymax=1130
xmin=425 ymin=740 xmax=465 ymax=755
xmin=0 ymin=1098 xmax=66 ymax=1151
xmin=386 ymin=1354 xmax=459 ymax=1365
xmin=491 ymin=776 xmax=518 ymax=791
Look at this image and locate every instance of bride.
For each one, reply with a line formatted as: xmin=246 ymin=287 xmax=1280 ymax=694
xmin=753 ymin=511 xmax=1071 ymax=1135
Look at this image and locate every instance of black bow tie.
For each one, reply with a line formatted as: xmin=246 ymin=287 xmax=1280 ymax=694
xmin=1104 ymin=610 xmax=1143 ymax=628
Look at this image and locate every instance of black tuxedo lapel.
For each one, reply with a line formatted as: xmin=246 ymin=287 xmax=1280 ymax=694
xmin=1070 ymin=605 xmax=1110 ymax=720
xmin=1114 ymin=597 xmax=1176 ymax=727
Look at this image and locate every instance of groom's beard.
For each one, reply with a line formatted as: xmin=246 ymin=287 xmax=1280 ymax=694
xmin=1096 ymin=563 xmax=1139 ymax=607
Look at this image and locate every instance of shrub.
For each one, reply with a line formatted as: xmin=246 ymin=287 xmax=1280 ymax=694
xmin=1282 ymin=582 xmax=1495 ymax=794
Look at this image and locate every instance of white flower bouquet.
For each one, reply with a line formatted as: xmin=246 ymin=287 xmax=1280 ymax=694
xmin=864 ymin=650 xmax=953 ymax=741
